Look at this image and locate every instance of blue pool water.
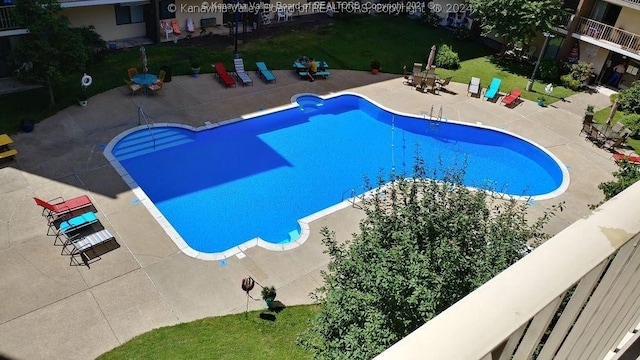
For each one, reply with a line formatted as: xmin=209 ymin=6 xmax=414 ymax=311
xmin=110 ymin=93 xmax=567 ymax=254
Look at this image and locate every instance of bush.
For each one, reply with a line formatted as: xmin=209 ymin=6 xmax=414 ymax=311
xmin=422 ymin=7 xmax=441 ymax=28
xmin=72 ymin=26 xmax=107 ymax=64
xmin=560 ymin=61 xmax=593 ymax=90
xmin=618 ymin=80 xmax=640 ymax=115
xmin=560 ymin=74 xmax=582 ymax=90
xmin=435 ymin=44 xmax=460 ymax=70
xmin=620 ymin=113 xmax=640 ymax=136
xmin=538 ymin=59 xmax=560 ymax=82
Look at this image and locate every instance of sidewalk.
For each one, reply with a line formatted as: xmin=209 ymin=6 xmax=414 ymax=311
xmin=0 ymin=70 xmax=618 ymax=359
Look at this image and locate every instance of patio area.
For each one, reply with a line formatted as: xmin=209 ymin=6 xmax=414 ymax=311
xmin=0 ymin=69 xmax=623 ymax=359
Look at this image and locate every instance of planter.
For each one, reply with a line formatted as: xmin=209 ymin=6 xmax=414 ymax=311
xmin=584 ymin=112 xmax=594 ymax=123
xmin=21 ymin=120 xmax=34 ymax=133
xmin=537 ymin=99 xmax=545 ymax=107
xmin=191 ymin=67 xmax=201 ymax=78
xmin=371 ymin=68 xmax=379 ymax=74
xmin=78 ymin=99 xmax=88 ymax=107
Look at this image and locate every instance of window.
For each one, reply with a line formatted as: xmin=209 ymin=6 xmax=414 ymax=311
xmin=159 ymin=0 xmax=176 ymax=20
xmin=115 ymin=4 xmax=145 ymax=25
xmin=627 ymin=65 xmax=638 ymax=76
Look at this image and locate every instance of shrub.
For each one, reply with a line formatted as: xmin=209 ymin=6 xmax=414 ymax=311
xmin=610 ymin=93 xmax=619 ymax=104
xmin=617 ymin=80 xmax=640 ymax=115
xmin=435 ymin=44 xmax=460 ymax=70
xmin=560 ymin=74 xmax=581 ymax=90
xmin=538 ymin=59 xmax=560 ymax=82
xmin=422 ymin=8 xmax=441 ymax=28
xmin=72 ymin=26 xmax=107 ymax=63
xmin=620 ymin=113 xmax=640 ymax=136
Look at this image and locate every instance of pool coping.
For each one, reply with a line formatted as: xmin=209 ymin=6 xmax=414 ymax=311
xmin=103 ymin=91 xmax=570 ymax=261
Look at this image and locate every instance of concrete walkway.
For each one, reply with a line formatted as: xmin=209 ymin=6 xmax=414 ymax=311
xmin=0 ymin=70 xmax=620 ymax=359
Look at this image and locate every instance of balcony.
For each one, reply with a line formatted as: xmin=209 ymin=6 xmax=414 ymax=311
xmin=575 ymin=17 xmax=640 ymax=55
xmin=0 ymin=5 xmax=18 ymax=31
xmin=375 ymin=181 xmax=640 ymax=360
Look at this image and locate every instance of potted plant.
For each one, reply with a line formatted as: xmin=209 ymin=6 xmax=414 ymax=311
xmin=537 ymin=96 xmax=546 ymax=107
xmin=585 ymin=104 xmax=595 ymax=122
xmin=261 ymin=285 xmax=277 ymax=309
xmin=191 ymin=62 xmax=201 ymax=78
xmin=78 ymin=91 xmax=88 ymax=107
xmin=370 ymin=60 xmax=382 ymax=74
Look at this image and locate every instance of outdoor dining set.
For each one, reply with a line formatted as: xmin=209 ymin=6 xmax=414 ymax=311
xmin=580 ymin=115 xmax=631 ymax=150
xmin=403 ymin=62 xmax=452 ymax=94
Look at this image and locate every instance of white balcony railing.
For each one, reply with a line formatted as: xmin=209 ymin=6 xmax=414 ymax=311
xmin=622 ymin=0 xmax=640 ymax=7
xmin=576 ymin=17 xmax=640 ymax=54
xmin=0 ymin=5 xmax=18 ymax=31
xmin=376 ymin=181 xmax=640 ymax=360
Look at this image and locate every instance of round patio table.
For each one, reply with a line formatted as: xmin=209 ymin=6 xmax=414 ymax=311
xmin=132 ymin=73 xmax=158 ymax=94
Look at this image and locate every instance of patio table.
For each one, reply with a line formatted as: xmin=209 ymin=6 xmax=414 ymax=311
xmin=132 ymin=74 xmax=159 ymax=94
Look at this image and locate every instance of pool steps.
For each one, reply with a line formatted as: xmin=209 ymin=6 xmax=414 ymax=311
xmin=112 ymin=128 xmax=195 ymax=161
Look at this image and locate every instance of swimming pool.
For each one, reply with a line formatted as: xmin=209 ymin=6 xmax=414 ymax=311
xmin=105 ymin=93 xmax=569 ymax=259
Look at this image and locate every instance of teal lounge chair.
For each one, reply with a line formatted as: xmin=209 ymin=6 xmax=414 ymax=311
xmin=483 ymin=77 xmax=502 ymax=101
xmin=256 ymin=62 xmax=276 ymax=83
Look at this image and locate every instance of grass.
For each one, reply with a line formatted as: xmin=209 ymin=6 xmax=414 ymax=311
xmin=2 ymin=14 xmax=574 ymax=135
xmin=98 ymin=305 xmax=319 ymax=360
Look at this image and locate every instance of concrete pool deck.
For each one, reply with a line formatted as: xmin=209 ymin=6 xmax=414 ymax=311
xmin=0 ymin=70 xmax=622 ymax=359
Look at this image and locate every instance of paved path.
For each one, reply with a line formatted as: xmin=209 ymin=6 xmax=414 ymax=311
xmin=0 ymin=70 xmax=619 ymax=359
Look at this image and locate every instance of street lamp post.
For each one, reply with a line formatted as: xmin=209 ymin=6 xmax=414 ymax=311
xmin=233 ymin=0 xmax=240 ymax=58
xmin=526 ymin=32 xmax=555 ymax=92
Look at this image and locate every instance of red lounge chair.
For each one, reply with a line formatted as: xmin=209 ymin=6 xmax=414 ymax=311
xmin=34 ymin=195 xmax=93 ymax=220
xmin=613 ymin=153 xmax=640 ymax=164
xmin=501 ymin=89 xmax=522 ymax=107
xmin=213 ymin=62 xmax=236 ymax=88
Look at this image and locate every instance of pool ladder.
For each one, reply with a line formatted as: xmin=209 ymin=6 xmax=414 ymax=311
xmin=425 ymin=105 xmax=447 ymax=131
xmin=137 ymin=107 xmax=157 ymax=149
xmin=341 ymin=186 xmax=365 ymax=209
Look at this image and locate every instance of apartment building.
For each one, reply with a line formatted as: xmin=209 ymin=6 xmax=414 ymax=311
xmin=557 ymin=0 xmax=640 ymax=88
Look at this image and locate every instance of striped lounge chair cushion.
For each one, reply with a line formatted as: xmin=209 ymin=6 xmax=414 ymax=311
xmin=73 ymin=229 xmax=113 ymax=252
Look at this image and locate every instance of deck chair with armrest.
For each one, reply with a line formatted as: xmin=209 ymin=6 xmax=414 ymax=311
xmin=256 ymin=62 xmax=276 ymax=83
xmin=483 ymin=77 xmax=502 ymax=101
xmin=34 ymin=195 xmax=93 ymax=221
xmin=127 ymin=67 xmax=138 ymax=80
xmin=233 ymin=58 xmax=253 ymax=86
xmin=147 ymin=79 xmax=164 ymax=95
xmin=186 ymin=18 xmax=195 ymax=38
xmin=436 ymin=76 xmax=452 ymax=91
xmin=604 ymin=131 xmax=629 ymax=150
xmin=501 ymin=89 xmax=522 ymax=107
xmin=125 ymin=79 xmax=141 ymax=96
xmin=409 ymin=63 xmax=423 ymax=86
xmin=212 ymin=62 xmax=236 ymax=88
xmin=468 ymin=77 xmax=481 ymax=97
xmin=580 ymin=119 xmax=594 ymax=138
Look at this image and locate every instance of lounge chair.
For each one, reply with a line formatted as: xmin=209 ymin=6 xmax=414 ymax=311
xmin=418 ymin=76 xmax=438 ymax=94
xmin=212 ymin=62 xmax=236 ymax=88
xmin=64 ymin=229 xmax=115 ymax=267
xmin=613 ymin=153 xmax=640 ymax=165
xmin=410 ymin=62 xmax=423 ymax=86
xmin=50 ymin=211 xmax=99 ymax=244
xmin=256 ymin=62 xmax=276 ymax=83
xmin=501 ymin=89 xmax=522 ymax=107
xmin=483 ymin=77 xmax=502 ymax=101
xmin=468 ymin=77 xmax=481 ymax=97
xmin=233 ymin=58 xmax=253 ymax=86
xmin=34 ymin=195 xmax=93 ymax=220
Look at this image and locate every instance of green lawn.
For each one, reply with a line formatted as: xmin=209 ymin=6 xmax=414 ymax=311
xmin=0 ymin=15 xmax=577 ymax=134
xmin=98 ymin=305 xmax=319 ymax=360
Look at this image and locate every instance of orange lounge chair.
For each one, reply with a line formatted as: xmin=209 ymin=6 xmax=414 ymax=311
xmin=613 ymin=153 xmax=640 ymax=164
xmin=501 ymin=89 xmax=522 ymax=107
xmin=34 ymin=195 xmax=93 ymax=220
xmin=212 ymin=62 xmax=236 ymax=88
xmin=171 ymin=19 xmax=182 ymax=35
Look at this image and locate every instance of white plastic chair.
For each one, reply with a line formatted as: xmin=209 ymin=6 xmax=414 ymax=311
xmin=160 ymin=20 xmax=173 ymax=41
xmin=285 ymin=9 xmax=294 ymax=21
xmin=277 ymin=8 xmax=286 ymax=21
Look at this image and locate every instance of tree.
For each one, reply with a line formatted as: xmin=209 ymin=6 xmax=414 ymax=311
xmin=11 ymin=0 xmax=89 ymax=106
xmin=468 ymin=0 xmax=567 ymax=52
xmin=617 ymin=80 xmax=640 ymax=115
xmin=589 ymin=159 xmax=640 ymax=209
xmin=298 ymin=159 xmax=562 ymax=360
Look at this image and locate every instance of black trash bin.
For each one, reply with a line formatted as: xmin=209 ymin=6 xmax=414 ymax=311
xmin=160 ymin=65 xmax=172 ymax=82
